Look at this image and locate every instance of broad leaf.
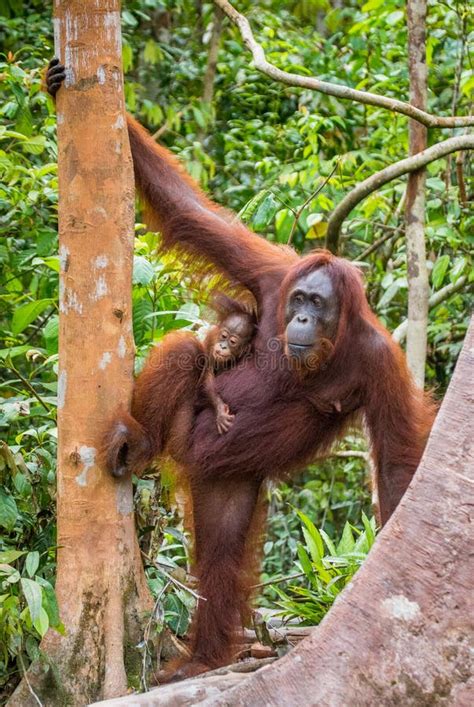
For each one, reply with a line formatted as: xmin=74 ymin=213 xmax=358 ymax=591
xmin=20 ymin=577 xmax=42 ymax=622
xmin=0 ymin=489 xmax=18 ymax=531
xmin=11 ymin=299 xmax=52 ymax=335
xmin=25 ymin=551 xmax=40 ymax=578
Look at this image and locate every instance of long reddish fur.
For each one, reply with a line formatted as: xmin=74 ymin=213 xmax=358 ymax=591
xmin=110 ymin=116 xmax=437 ymax=674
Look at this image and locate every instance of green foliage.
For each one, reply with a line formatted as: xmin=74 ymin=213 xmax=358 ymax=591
xmin=0 ymin=0 xmax=472 ymax=697
xmin=260 ymin=446 xmax=371 ymax=600
xmin=274 ymin=511 xmax=377 ymax=625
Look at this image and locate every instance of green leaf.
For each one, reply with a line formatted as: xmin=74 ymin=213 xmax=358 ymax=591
xmin=0 ymin=550 xmax=25 ymax=563
xmin=297 ymin=544 xmax=314 ymax=579
xmin=20 ymin=577 xmax=42 ymax=622
xmin=122 ymin=9 xmax=138 ymax=26
xmin=432 ymin=254 xmax=450 ymax=289
xmin=297 ymin=510 xmax=324 ymax=564
xmin=25 ymin=551 xmax=40 ymax=578
xmin=450 ymin=257 xmax=466 ymax=284
xmin=319 ymin=528 xmax=337 ymax=556
xmin=143 ymin=39 xmax=162 ymax=65
xmin=174 ymin=303 xmax=201 ymax=324
xmin=274 ymin=209 xmax=294 ymax=242
xmin=21 ymin=135 xmax=46 ymax=155
xmin=36 ymin=577 xmax=60 ymax=627
xmin=43 ymin=315 xmax=59 ymax=355
xmin=122 ymin=42 xmax=134 ymax=72
xmin=0 ymin=488 xmax=18 ymax=531
xmin=11 ymin=299 xmax=53 ymax=335
xmin=191 ymin=106 xmax=206 ymax=129
xmin=32 ymin=256 xmax=60 ymax=272
xmin=378 ymin=280 xmax=403 ymax=309
xmin=33 ymin=606 xmax=49 ymax=637
xmin=361 ymin=512 xmax=376 ymax=548
xmin=252 ymin=193 xmax=279 ymax=231
xmin=0 ymin=345 xmax=31 ymax=360
xmin=336 ymin=522 xmax=355 ymax=555
xmin=362 ymin=0 xmax=384 ymax=10
xmin=133 ymin=256 xmax=154 ymax=285
xmin=385 ymin=10 xmax=403 ymax=25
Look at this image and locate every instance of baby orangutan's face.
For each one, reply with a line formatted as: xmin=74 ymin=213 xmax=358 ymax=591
xmin=212 ymin=314 xmax=254 ymax=367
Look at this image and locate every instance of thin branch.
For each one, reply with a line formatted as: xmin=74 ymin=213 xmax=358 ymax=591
xmin=325 ymin=134 xmax=474 ymax=253
xmin=333 ymin=450 xmax=369 ymax=460
xmin=5 ymin=361 xmax=51 ymax=412
xmin=202 ymin=7 xmax=224 ymax=105
xmin=141 ymin=580 xmax=170 ymax=692
xmin=141 ymin=552 xmax=207 ymax=601
xmin=18 ymin=654 xmax=43 ymax=707
xmin=392 ymin=275 xmax=468 ymax=343
xmin=287 ymin=161 xmax=339 ymax=245
xmin=353 ymin=226 xmax=403 ymax=262
xmin=252 ymin=570 xmax=305 ymax=590
xmin=456 ymin=151 xmax=468 ymax=205
xmin=213 ymin=0 xmax=474 ymax=129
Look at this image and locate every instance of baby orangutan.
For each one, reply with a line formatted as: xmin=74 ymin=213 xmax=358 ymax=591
xmin=202 ymin=306 xmax=256 ymax=434
xmin=102 ymin=296 xmax=256 ymax=478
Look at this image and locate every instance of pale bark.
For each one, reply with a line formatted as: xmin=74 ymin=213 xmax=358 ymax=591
xmin=213 ymin=0 xmax=474 ymax=128
xmin=198 ymin=7 xmax=224 ymax=143
xmin=9 ymin=2 xmax=153 ymax=705
xmin=91 ymin=658 xmax=277 ymax=706
xmin=202 ymin=7 xmax=224 ymax=105
xmin=405 ymin=0 xmax=429 ymax=387
xmin=392 ymin=275 xmax=468 ymax=343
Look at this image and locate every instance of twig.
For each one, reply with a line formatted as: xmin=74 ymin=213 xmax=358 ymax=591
xmin=142 ymin=552 xmax=207 ymax=601
xmin=213 ymin=0 xmax=474 ymax=129
xmin=392 ymin=275 xmax=468 ymax=343
xmin=333 ymin=450 xmax=369 ymax=460
xmin=5 ymin=361 xmax=51 ymax=412
xmin=151 ymin=111 xmax=183 ymax=141
xmin=355 ymin=227 xmax=403 ymax=261
xmin=252 ymin=571 xmax=306 ymax=590
xmin=202 ymin=7 xmax=224 ymax=105
xmin=287 ymin=161 xmax=339 ymax=245
xmin=141 ymin=581 xmax=170 ymax=692
xmin=18 ymin=653 xmax=43 ymax=707
xmin=325 ymin=133 xmax=474 ymax=253
xmin=456 ymin=151 xmax=468 ymax=205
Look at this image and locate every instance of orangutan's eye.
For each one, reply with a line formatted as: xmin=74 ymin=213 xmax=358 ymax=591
xmin=294 ymin=293 xmax=304 ymax=305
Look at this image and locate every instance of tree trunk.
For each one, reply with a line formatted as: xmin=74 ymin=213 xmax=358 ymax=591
xmin=198 ymin=6 xmax=224 ymax=143
xmin=405 ymin=0 xmax=429 ymax=386
xmin=8 ymin=1 xmax=153 ymax=704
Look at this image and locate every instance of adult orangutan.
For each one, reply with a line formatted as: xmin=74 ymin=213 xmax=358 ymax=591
xmin=48 ymin=61 xmax=437 ymax=680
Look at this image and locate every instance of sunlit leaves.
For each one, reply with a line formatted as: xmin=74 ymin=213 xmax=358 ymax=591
xmin=273 ymin=512 xmax=377 ymax=625
xmin=133 ymin=255 xmax=155 ymax=286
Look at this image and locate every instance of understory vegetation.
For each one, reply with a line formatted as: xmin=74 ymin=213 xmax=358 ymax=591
xmin=0 ymin=0 xmax=472 ymax=699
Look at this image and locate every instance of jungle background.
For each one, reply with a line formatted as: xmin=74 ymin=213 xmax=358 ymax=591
xmin=0 ymin=0 xmax=472 ymax=700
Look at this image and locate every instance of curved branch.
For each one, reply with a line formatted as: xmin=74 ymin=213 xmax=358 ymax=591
xmin=325 ymin=134 xmax=474 ymax=253
xmin=213 ymin=0 xmax=474 ymax=129
xmin=392 ymin=275 xmax=468 ymax=343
